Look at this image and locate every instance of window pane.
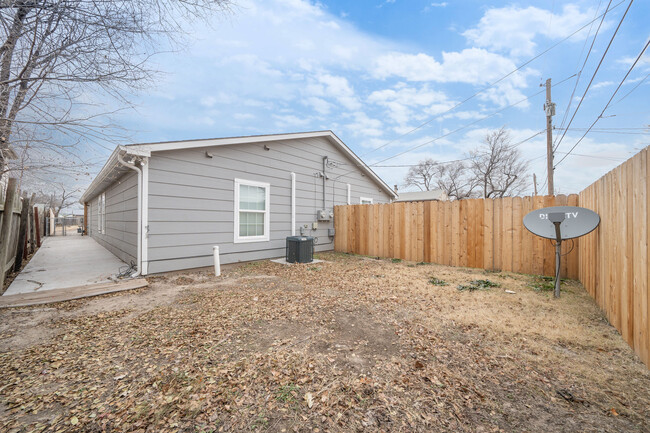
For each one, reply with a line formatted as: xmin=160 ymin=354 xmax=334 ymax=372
xmin=239 ymin=212 xmax=265 ymax=237
xmin=239 ymin=183 xmax=266 ymax=211
xmin=255 ymin=187 xmax=265 ymax=210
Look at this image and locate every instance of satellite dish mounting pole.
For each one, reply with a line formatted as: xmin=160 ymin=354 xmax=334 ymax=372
xmin=548 ymin=212 xmax=565 ymax=298
xmin=524 ymin=205 xmax=600 ymax=299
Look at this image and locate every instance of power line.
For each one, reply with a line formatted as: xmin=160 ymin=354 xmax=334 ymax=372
xmin=553 ymin=0 xmax=634 ymax=155
xmin=368 ymin=76 xmax=574 ymax=167
xmin=370 ymin=131 xmax=545 ymax=168
xmin=553 ymin=0 xmax=608 ymax=150
xmin=555 ymin=36 xmax=650 ymax=167
xmin=555 ymin=151 xmax=627 ymax=161
xmin=356 ymin=0 xmax=627 ymax=159
xmin=334 ymin=76 xmax=574 ymax=181
xmin=609 ymin=72 xmax=650 ymax=107
xmin=372 ymin=158 xmax=472 ymax=168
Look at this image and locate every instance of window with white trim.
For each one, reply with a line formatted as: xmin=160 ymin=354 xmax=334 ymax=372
xmin=234 ymin=179 xmax=270 ymax=243
xmin=360 ymin=197 xmax=373 ymax=204
xmin=97 ymin=196 xmax=101 ymax=233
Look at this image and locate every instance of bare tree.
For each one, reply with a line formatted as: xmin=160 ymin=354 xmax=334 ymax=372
xmin=403 ymin=158 xmax=438 ymax=191
xmin=470 ymin=128 xmax=528 ymax=198
xmin=434 ymin=161 xmax=477 ymax=200
xmin=0 ymin=0 xmax=232 ymax=172
xmin=29 ymin=182 xmax=81 ymax=215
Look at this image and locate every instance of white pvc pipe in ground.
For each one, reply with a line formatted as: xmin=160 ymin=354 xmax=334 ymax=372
xmin=213 ymin=246 xmax=221 ymax=276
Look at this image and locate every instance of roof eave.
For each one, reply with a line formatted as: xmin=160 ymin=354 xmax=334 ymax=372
xmin=79 ymin=146 xmax=150 ymax=203
xmin=82 ymin=130 xmax=397 ymax=202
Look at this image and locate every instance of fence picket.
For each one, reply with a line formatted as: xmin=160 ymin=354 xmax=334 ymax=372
xmin=334 ymin=147 xmax=650 ymax=366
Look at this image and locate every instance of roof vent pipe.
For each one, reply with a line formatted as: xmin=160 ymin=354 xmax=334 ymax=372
xmin=117 ymin=152 xmax=142 ymax=278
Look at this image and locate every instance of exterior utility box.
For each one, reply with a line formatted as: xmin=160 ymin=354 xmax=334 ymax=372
xmin=286 ymin=236 xmax=314 ymax=263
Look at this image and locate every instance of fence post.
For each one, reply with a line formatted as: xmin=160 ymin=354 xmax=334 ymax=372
xmin=14 ymin=198 xmax=28 ymax=272
xmin=0 ymin=178 xmax=18 ymax=287
xmin=34 ymin=206 xmax=41 ymax=247
xmin=28 ymin=193 xmax=35 ymax=253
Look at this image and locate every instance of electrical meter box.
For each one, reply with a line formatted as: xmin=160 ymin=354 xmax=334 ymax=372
xmin=317 ymin=209 xmax=330 ymax=221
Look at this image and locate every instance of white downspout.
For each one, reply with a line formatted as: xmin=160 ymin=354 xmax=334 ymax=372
xmin=291 ymin=172 xmax=296 ymax=236
xmin=141 ymin=159 xmax=149 ymax=275
xmin=117 ymin=152 xmax=142 ymax=278
xmin=346 ymin=184 xmax=351 ymax=205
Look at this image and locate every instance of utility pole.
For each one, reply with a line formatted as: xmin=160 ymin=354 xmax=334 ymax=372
xmin=544 ymin=78 xmax=556 ymax=196
xmin=533 ymin=173 xmax=538 ymax=196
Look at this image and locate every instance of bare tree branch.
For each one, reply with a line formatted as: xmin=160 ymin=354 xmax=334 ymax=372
xmin=0 ymin=0 xmax=232 ymax=182
xmin=470 ymin=128 xmax=529 ymax=198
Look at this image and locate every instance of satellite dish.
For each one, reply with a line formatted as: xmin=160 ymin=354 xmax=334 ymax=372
xmin=523 ymin=205 xmax=600 ymax=298
xmin=523 ymin=206 xmax=600 ymax=240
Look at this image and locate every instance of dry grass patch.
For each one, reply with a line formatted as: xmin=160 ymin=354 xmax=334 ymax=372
xmin=0 ymin=252 xmax=648 ymax=432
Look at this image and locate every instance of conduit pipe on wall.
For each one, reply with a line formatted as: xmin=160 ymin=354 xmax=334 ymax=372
xmin=117 ymin=152 xmax=142 ymax=278
xmin=291 ymin=172 xmax=296 ymax=236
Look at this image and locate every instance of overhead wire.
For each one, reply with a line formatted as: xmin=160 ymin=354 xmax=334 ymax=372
xmin=366 ymin=75 xmax=575 ymax=168
xmin=609 ymin=72 xmax=650 ymax=107
xmin=334 ymin=75 xmax=574 ymax=181
xmin=553 ymin=0 xmax=607 ymax=151
xmin=356 ymin=0 xmax=627 ymax=159
xmin=552 ymin=0 xmax=634 ymax=156
xmin=555 ymin=37 xmax=650 ymax=167
xmin=370 ymin=130 xmax=545 ymax=169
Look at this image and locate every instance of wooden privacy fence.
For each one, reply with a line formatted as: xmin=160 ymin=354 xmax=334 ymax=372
xmin=334 ymin=194 xmax=580 ymax=279
xmin=0 ymin=178 xmax=43 ymax=290
xmin=334 ymin=146 xmax=650 ymax=367
xmin=579 ymin=147 xmax=649 ymax=366
xmin=0 ymin=178 xmax=26 ymax=287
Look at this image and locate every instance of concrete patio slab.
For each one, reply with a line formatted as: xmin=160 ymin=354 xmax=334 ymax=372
xmin=3 ymin=236 xmax=128 ymax=296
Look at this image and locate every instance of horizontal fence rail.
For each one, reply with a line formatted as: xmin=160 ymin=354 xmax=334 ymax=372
xmin=334 ymin=194 xmax=580 ymax=279
xmin=334 ymin=146 xmax=650 ymax=367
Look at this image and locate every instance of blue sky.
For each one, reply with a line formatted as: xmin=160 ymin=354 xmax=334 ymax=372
xmin=94 ymin=0 xmax=648 ymax=195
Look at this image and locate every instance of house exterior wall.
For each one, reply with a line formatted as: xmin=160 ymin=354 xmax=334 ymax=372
xmin=87 ymin=171 xmax=138 ymax=265
xmin=146 ymin=135 xmax=392 ymax=273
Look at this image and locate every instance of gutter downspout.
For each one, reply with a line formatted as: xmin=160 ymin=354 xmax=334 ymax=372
xmin=291 ymin=172 xmax=296 ymax=236
xmin=322 ymin=156 xmax=328 ymax=210
xmin=117 ymin=152 xmax=142 ymax=278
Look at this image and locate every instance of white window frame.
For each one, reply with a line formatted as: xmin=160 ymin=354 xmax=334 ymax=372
xmin=97 ymin=196 xmax=101 ymax=233
xmin=234 ymin=178 xmax=270 ymax=243
xmin=360 ymin=197 xmax=373 ymax=205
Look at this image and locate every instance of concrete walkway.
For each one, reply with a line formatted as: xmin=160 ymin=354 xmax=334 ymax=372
xmin=4 ymin=236 xmax=128 ymax=296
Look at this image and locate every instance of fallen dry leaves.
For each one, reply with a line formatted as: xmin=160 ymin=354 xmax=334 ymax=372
xmin=0 ymin=252 xmax=649 ymax=432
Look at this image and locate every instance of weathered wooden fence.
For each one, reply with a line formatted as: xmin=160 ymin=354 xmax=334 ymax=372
xmin=0 ymin=178 xmax=44 ymax=290
xmin=579 ymin=147 xmax=649 ymax=366
xmin=334 ymin=194 xmax=580 ymax=279
xmin=0 ymin=178 xmax=26 ymax=287
xmin=334 ymin=146 xmax=650 ymax=367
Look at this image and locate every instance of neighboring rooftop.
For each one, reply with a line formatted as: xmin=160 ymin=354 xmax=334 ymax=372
xmin=395 ymin=189 xmax=448 ymax=202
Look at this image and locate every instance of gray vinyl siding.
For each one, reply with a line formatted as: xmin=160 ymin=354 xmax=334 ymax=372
xmin=87 ymin=171 xmax=138 ymax=264
xmin=146 ymin=136 xmax=392 ymax=273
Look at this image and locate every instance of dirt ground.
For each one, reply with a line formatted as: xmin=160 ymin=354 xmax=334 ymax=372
xmin=1 ymin=252 xmax=649 ymax=432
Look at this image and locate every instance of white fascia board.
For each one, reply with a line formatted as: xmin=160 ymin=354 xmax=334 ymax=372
xmin=79 ymin=146 xmax=121 ymax=204
xmin=128 ymin=130 xmax=397 ymax=199
xmin=79 ymin=146 xmax=151 ymax=204
xmin=126 ymin=131 xmax=333 ymax=153
xmin=323 ymin=132 xmax=398 ymax=199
